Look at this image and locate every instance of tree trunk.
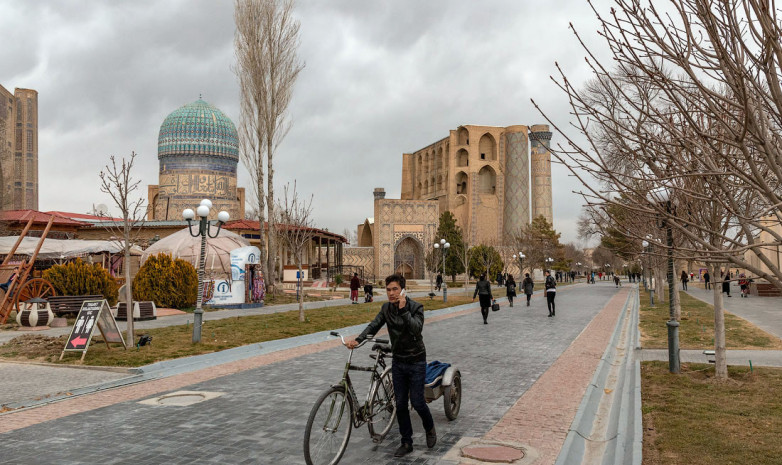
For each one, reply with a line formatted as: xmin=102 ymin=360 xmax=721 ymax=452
xmin=266 ymin=138 xmax=276 ymax=296
xmin=298 ymin=252 xmax=305 ymax=322
xmin=256 ymin=173 xmax=268 ymax=300
xmin=654 ymin=265 xmax=666 ymax=302
xmin=123 ymin=240 xmax=134 ymax=348
xmin=711 ymin=263 xmax=728 ymax=379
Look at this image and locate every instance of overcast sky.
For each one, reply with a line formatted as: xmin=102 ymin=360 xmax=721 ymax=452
xmin=0 ymin=0 xmax=611 ymax=244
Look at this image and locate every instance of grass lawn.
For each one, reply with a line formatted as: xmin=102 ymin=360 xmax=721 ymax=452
xmin=0 ymin=295 xmax=475 ymax=367
xmin=639 ymin=289 xmax=782 ymax=349
xmin=642 ymin=361 xmax=782 ymax=465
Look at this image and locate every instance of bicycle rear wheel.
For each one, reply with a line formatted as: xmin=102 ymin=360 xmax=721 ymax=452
xmin=304 ymin=386 xmax=353 ymax=465
xmin=367 ymin=367 xmax=396 ymax=441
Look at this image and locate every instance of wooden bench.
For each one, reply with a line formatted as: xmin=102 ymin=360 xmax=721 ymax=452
xmin=48 ymin=295 xmax=104 ymax=316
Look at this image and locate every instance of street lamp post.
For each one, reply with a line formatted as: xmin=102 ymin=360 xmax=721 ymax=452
xmin=576 ymin=262 xmax=582 ymax=279
xmin=512 ymin=252 xmax=525 ymax=276
xmin=183 ymin=199 xmax=230 ymax=343
xmin=434 ymin=239 xmax=450 ymax=302
xmin=649 ymin=186 xmax=680 ymax=374
xmin=545 ymin=257 xmax=553 ymax=279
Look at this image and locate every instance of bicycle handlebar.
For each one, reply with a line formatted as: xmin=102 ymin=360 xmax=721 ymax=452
xmin=330 ymin=331 xmax=388 ymax=347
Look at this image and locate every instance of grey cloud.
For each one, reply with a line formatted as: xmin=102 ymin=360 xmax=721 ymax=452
xmin=1 ymin=0 xmax=612 ymax=244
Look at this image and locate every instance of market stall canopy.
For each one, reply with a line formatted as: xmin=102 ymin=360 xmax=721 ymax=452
xmin=0 ymin=236 xmax=143 ymax=259
xmin=140 ymin=227 xmax=250 ymax=277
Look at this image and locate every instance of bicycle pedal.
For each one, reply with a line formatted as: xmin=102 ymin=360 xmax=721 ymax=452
xmin=371 ymin=434 xmax=383 ymax=444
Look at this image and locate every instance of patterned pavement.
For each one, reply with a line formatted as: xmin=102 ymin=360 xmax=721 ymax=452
xmin=0 ymin=283 xmax=621 ymax=464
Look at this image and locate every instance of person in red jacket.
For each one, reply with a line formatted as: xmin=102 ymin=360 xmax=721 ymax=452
xmin=349 ymin=273 xmax=361 ymax=304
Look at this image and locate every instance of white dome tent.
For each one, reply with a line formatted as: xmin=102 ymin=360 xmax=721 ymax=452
xmin=140 ymin=227 xmax=250 ymax=280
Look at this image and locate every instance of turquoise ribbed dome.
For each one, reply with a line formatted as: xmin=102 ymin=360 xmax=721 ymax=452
xmin=157 ymin=99 xmax=239 ymax=160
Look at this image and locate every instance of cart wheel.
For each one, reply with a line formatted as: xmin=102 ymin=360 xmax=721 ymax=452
xmin=443 ymin=372 xmax=461 ymax=420
xmin=15 ymin=278 xmax=56 ymax=312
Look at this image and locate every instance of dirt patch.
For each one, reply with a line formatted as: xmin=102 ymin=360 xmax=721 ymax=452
xmin=0 ymin=334 xmax=66 ymax=361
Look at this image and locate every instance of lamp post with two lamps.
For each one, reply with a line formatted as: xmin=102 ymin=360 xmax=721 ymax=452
xmin=545 ymin=257 xmax=554 ymax=276
xmin=433 ymin=239 xmax=450 ymax=302
xmin=511 ymin=252 xmax=525 ymax=276
xmin=183 ymin=199 xmax=230 ymax=343
xmin=648 ymin=186 xmax=680 ymax=374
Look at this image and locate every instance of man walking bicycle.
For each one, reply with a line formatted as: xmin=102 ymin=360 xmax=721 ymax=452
xmin=347 ymin=274 xmax=436 ymax=457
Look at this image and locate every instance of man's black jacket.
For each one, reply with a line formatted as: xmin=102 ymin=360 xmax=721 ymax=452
xmin=356 ymin=298 xmax=426 ymax=361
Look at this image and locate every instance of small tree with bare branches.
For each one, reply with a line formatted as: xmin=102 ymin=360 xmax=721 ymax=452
xmin=99 ymin=152 xmax=145 ymax=348
xmin=274 ymin=181 xmax=315 ymax=322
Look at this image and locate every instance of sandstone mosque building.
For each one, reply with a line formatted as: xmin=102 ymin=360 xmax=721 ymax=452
xmin=148 ymin=98 xmax=245 ymax=221
xmin=349 ymin=124 xmax=553 ymax=280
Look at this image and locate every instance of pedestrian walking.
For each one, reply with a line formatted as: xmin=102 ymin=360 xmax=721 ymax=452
xmin=722 ymin=272 xmax=732 ymax=297
xmin=505 ymin=274 xmax=517 ymax=307
xmin=704 ymin=270 xmax=711 ymax=290
xmin=739 ymin=274 xmax=751 ymax=298
xmin=522 ymin=273 xmax=534 ymax=306
xmin=680 ymin=270 xmax=689 ymax=291
xmin=435 ymin=272 xmax=443 ymax=291
xmin=350 ymin=273 xmax=361 ymax=304
xmin=473 ymin=274 xmax=493 ymax=324
xmin=544 ymin=270 xmax=557 ymax=317
xmin=347 ymin=274 xmax=436 ymax=457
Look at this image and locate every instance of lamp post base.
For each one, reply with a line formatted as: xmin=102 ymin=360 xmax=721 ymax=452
xmin=442 ymin=283 xmax=447 ymax=303
xmin=667 ymin=319 xmax=680 ymax=373
xmin=192 ymin=308 xmax=203 ymax=343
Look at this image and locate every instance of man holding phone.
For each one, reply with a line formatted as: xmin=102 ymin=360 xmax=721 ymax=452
xmin=347 ymin=273 xmax=436 ymax=457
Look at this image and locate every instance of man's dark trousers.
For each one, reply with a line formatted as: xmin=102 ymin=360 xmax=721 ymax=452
xmin=392 ymin=359 xmax=434 ymax=446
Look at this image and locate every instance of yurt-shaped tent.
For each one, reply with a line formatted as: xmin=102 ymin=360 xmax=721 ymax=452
xmin=140 ymin=227 xmax=250 ymax=279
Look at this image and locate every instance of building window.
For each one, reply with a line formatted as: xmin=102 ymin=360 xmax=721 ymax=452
xmin=26 ymin=130 xmax=33 ymax=151
xmin=15 ymin=128 xmax=22 ymax=150
xmin=15 ymin=99 xmax=21 ymax=121
xmin=14 ymin=153 xmax=22 ymax=178
xmin=26 ymin=155 xmax=34 ymax=179
xmin=27 ymin=99 xmax=33 ymax=122
xmin=481 ymin=153 xmax=486 ymax=160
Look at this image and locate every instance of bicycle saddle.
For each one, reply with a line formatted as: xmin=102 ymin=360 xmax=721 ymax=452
xmin=371 ymin=343 xmax=392 ymax=353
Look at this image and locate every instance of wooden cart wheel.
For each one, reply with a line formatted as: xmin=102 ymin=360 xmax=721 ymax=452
xmin=15 ymin=278 xmax=56 ymax=312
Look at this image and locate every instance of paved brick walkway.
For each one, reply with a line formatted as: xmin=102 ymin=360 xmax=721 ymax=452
xmin=0 ymin=283 xmax=621 ymax=464
xmin=483 ymin=288 xmax=628 ymax=464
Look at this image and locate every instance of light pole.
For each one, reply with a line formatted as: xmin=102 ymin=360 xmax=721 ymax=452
xmin=434 ymin=239 xmax=450 ymax=302
xmin=183 ymin=199 xmax=229 ymax=343
xmin=576 ymin=262 xmax=582 ymax=279
xmin=545 ymin=257 xmax=553 ymax=278
xmin=649 ymin=186 xmax=680 ymax=374
xmin=512 ymin=252 xmax=525 ymax=276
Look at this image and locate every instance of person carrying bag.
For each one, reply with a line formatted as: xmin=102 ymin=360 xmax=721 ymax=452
xmin=472 ymin=274 xmax=493 ymax=324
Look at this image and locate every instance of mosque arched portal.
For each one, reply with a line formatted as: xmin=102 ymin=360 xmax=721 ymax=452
xmin=394 ymin=236 xmax=424 ymax=279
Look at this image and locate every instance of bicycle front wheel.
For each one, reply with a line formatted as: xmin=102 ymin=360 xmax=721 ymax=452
xmin=304 ymin=386 xmax=353 ymax=465
xmin=367 ymin=367 xmax=396 ymax=440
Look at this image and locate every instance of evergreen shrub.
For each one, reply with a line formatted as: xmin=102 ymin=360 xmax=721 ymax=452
xmin=43 ymin=259 xmax=119 ymax=305
xmin=132 ymin=254 xmax=197 ymax=309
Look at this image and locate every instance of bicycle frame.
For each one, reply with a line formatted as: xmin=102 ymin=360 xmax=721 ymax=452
xmin=330 ymin=332 xmax=389 ymax=429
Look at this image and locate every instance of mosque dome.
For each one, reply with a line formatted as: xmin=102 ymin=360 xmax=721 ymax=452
xmin=157 ymin=98 xmax=239 ymax=161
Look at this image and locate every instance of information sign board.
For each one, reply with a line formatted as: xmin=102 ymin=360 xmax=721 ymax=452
xmin=60 ymin=300 xmax=125 ymax=360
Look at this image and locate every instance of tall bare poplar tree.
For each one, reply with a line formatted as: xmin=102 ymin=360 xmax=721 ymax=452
xmin=99 ymin=152 xmax=145 ymax=348
xmin=234 ymin=0 xmax=304 ymax=295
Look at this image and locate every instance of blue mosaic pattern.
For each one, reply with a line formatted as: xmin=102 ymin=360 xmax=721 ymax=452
xmin=503 ymin=131 xmax=530 ymax=238
xmin=157 ymin=99 xmax=239 ymax=161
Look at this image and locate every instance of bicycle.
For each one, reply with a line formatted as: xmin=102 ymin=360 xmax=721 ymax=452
xmin=303 ymin=331 xmax=397 ymax=465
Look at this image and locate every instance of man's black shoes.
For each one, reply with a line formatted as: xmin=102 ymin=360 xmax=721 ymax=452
xmin=394 ymin=443 xmax=413 ymax=457
xmin=426 ymin=427 xmax=437 ymax=448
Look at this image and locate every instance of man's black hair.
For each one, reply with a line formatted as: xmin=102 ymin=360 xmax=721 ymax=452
xmin=385 ymin=273 xmax=406 ymax=289
xmin=354 ymin=273 xmax=358 ymax=277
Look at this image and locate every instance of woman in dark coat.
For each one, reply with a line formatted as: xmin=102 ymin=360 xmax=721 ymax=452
xmin=505 ymin=274 xmax=517 ymax=307
xmin=473 ymin=274 xmax=493 ymax=324
xmin=522 ymin=273 xmax=534 ymax=306
xmin=680 ymin=270 xmax=689 ymax=291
